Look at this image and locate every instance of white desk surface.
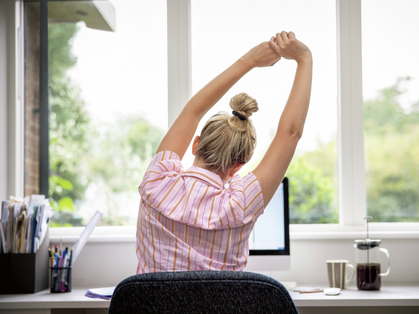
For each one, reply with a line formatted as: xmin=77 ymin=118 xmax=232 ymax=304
xmin=0 ymin=286 xmax=418 ymax=309
xmin=0 ymin=289 xmax=110 ymax=309
xmin=290 ymin=285 xmax=419 ymax=307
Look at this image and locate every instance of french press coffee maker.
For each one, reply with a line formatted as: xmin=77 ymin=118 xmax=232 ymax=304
xmin=354 ymin=217 xmax=390 ymax=290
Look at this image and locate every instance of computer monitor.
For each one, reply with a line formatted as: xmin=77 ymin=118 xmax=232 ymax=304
xmin=246 ymin=177 xmax=290 ymax=271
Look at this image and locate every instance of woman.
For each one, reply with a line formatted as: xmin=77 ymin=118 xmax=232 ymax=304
xmin=136 ymin=31 xmax=312 ymax=273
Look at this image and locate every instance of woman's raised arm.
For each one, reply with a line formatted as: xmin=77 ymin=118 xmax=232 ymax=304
xmin=253 ymin=31 xmax=313 ymax=205
xmin=156 ymin=41 xmax=280 ymax=159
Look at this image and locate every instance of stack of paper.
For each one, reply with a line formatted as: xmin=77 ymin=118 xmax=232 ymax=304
xmin=85 ymin=286 xmax=115 ymax=300
xmin=0 ymin=195 xmax=54 ymax=254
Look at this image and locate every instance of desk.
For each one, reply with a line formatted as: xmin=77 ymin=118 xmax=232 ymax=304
xmin=0 ymin=289 xmax=109 ymax=314
xmin=290 ymin=286 xmax=419 ymax=314
xmin=0 ymin=286 xmax=418 ymax=314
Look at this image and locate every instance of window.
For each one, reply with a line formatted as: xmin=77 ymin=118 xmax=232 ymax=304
xmin=361 ymin=0 xmax=419 ymax=222
xmin=17 ymin=0 xmax=418 ymax=235
xmin=25 ymin=0 xmax=168 ymax=227
xmin=190 ymin=0 xmax=338 ymax=224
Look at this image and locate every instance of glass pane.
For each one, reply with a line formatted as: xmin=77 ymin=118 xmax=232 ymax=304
xmin=191 ymin=0 xmax=338 ymax=223
xmin=47 ymin=0 xmax=167 ymax=226
xmin=362 ymin=0 xmax=419 ymax=222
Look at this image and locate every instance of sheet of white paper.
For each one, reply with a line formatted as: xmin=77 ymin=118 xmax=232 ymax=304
xmin=39 ymin=206 xmax=54 ymax=246
xmin=87 ymin=286 xmax=115 ymax=296
xmin=27 ymin=195 xmax=45 ymax=217
xmin=0 ymin=222 xmax=7 ymax=253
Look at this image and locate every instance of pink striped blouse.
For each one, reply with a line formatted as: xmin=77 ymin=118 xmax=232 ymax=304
xmin=135 ymin=151 xmax=265 ymax=274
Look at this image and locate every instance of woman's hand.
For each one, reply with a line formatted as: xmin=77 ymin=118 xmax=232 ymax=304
xmin=242 ymin=41 xmax=281 ymax=68
xmin=269 ymin=31 xmax=311 ymax=63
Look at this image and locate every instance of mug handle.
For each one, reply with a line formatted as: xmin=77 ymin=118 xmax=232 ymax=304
xmin=379 ymin=248 xmax=391 ymax=277
xmin=345 ymin=263 xmax=355 ymax=283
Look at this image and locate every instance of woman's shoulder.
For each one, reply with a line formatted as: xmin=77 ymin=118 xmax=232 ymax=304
xmin=149 ymin=151 xmax=181 ymax=167
xmin=228 ymin=172 xmax=261 ymax=192
xmin=139 ymin=151 xmax=183 ymax=192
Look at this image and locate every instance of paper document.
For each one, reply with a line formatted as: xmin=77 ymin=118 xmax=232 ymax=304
xmin=85 ymin=286 xmax=115 ymax=300
xmin=0 ymin=195 xmax=53 ymax=254
xmin=1 ymin=201 xmax=9 ymax=253
xmin=0 ymin=222 xmax=7 ymax=253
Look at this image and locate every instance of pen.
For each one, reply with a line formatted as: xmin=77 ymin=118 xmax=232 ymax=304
xmin=64 ymin=249 xmax=72 ymax=292
xmin=69 ymin=249 xmax=73 ymax=267
xmin=56 ymin=255 xmax=64 ymax=291
xmin=300 ymin=289 xmax=324 ymax=294
xmin=53 ymin=253 xmax=59 ymax=290
xmin=60 ymin=250 xmax=67 ymax=292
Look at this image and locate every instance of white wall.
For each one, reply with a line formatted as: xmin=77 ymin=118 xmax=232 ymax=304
xmin=0 ymin=0 xmax=8 ymax=201
xmin=64 ymin=237 xmax=419 ymax=288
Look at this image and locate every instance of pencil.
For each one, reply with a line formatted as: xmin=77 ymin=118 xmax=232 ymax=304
xmin=300 ymin=289 xmax=324 ymax=294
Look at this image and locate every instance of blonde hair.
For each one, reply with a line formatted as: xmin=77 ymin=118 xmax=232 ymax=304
xmin=194 ymin=93 xmax=258 ymax=175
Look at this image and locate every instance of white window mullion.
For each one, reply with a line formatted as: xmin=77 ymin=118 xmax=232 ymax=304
xmin=167 ymin=0 xmax=191 ymax=127
xmin=337 ymin=0 xmax=366 ymax=226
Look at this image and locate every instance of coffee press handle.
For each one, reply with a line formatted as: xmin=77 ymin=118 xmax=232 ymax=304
xmin=379 ymin=248 xmax=390 ymax=277
xmin=346 ymin=263 xmax=355 ymax=283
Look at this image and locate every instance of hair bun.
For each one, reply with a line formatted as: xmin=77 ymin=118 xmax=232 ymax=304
xmin=229 ymin=93 xmax=259 ymax=120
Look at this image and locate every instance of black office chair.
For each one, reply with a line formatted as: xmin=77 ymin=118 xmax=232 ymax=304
xmin=108 ymin=271 xmax=298 ymax=314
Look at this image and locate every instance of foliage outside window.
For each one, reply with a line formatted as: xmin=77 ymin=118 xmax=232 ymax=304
xmin=47 ymin=0 xmax=167 ymax=226
xmin=363 ymin=78 xmax=419 ymax=222
xmin=362 ymin=0 xmax=419 ymax=222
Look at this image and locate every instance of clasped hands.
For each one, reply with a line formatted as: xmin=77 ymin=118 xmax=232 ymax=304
xmin=244 ymin=31 xmax=311 ymax=68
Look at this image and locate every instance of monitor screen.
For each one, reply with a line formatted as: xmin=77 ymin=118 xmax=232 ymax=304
xmin=249 ymin=177 xmax=290 ymax=256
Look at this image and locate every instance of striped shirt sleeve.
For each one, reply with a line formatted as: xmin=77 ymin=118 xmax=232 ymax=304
xmin=228 ymin=172 xmax=264 ymax=224
xmin=138 ymin=151 xmax=183 ymax=209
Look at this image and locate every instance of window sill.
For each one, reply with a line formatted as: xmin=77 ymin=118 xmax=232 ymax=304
xmin=49 ymin=223 xmax=419 ymax=243
xmin=290 ymin=230 xmax=419 ymax=240
xmin=50 ymin=226 xmax=137 ymax=243
xmin=290 ymin=223 xmax=419 ymax=240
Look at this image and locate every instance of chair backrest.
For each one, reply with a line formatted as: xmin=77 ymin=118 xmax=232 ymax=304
xmin=108 ymin=271 xmax=298 ymax=314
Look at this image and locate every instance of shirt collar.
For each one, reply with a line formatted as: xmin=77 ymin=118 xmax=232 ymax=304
xmin=182 ymin=166 xmax=225 ymax=190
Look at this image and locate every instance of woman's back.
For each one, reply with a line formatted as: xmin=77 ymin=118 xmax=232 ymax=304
xmin=135 ymin=32 xmax=312 ymax=274
xmin=136 ymin=151 xmax=264 ymax=274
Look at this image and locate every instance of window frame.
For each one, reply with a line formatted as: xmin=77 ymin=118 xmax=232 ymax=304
xmin=6 ymin=0 xmax=418 ymax=241
xmin=5 ymin=0 xmax=25 ymax=201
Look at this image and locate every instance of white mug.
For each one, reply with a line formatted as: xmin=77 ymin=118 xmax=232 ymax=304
xmin=326 ymin=259 xmax=355 ymax=289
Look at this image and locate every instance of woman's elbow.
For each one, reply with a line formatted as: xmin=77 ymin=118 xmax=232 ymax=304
xmin=290 ymin=127 xmax=303 ymax=140
xmin=282 ymin=124 xmax=304 ymax=141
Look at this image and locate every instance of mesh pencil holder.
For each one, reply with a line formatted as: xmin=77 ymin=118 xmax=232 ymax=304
xmin=50 ymin=266 xmax=72 ymax=293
